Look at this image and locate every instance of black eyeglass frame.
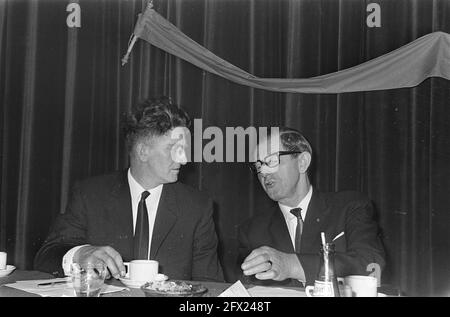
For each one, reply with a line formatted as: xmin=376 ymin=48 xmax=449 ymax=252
xmin=248 ymin=151 xmax=303 ymax=174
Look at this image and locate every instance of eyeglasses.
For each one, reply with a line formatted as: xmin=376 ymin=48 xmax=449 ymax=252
xmin=249 ymin=151 xmax=302 ymax=174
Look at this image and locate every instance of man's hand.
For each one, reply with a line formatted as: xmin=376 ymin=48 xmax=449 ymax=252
xmin=241 ymin=246 xmax=304 ymax=281
xmin=74 ymin=246 xmax=126 ymax=279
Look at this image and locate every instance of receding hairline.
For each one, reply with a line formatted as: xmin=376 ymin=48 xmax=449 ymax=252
xmin=253 ymin=128 xmax=312 ymax=158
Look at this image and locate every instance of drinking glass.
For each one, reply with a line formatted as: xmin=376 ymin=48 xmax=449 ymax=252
xmin=71 ymin=262 xmax=107 ymax=297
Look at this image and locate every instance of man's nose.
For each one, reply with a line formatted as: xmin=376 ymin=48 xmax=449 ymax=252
xmin=178 ymin=149 xmax=188 ymax=165
xmin=171 ymin=146 xmax=188 ymax=165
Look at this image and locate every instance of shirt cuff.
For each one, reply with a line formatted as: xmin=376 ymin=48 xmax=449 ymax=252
xmin=62 ymin=244 xmax=90 ymax=276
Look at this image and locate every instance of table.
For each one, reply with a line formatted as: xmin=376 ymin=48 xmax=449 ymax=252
xmin=1 ymin=270 xmax=399 ymax=297
xmin=0 ymin=270 xmax=249 ymax=297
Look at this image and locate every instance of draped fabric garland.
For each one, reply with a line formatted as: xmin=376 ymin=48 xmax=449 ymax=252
xmin=123 ymin=5 xmax=450 ymax=94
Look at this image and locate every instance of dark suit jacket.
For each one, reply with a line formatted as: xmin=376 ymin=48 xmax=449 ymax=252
xmin=34 ymin=170 xmax=224 ymax=282
xmin=238 ymin=190 xmax=385 ymax=286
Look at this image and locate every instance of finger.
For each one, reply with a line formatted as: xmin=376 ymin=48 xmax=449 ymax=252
xmin=94 ymin=251 xmax=121 ymax=279
xmin=255 ymin=269 xmax=277 ymax=280
xmin=104 ymin=256 xmax=121 ymax=279
xmin=243 ymin=247 xmax=267 ymax=262
xmin=103 ymin=247 xmax=125 ymax=277
xmin=243 ymin=261 xmax=272 ymax=276
xmin=243 ymin=246 xmax=276 ymax=265
xmin=241 ymin=253 xmax=269 ymax=271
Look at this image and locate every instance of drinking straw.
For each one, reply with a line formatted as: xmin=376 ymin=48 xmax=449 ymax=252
xmin=332 ymin=231 xmax=345 ymax=241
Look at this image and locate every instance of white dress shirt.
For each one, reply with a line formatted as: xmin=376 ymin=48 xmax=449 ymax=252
xmin=62 ymin=168 xmax=163 ymax=276
xmin=278 ymin=186 xmax=313 ymax=283
xmin=278 ymin=185 xmax=313 ymax=250
xmin=127 ymin=168 xmax=163 ymax=255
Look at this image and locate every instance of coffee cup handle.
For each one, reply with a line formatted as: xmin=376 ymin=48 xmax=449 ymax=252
xmin=305 ymin=285 xmax=315 ymax=297
xmin=123 ymin=262 xmax=130 ymax=278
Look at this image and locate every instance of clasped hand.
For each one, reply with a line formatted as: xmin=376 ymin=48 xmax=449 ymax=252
xmin=74 ymin=245 xmax=126 ymax=279
xmin=241 ymin=246 xmax=302 ymax=281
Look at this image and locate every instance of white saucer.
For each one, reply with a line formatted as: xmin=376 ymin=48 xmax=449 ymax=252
xmin=119 ymin=273 xmax=168 ymax=288
xmin=0 ymin=265 xmax=16 ymax=278
xmin=119 ymin=277 xmax=147 ymax=288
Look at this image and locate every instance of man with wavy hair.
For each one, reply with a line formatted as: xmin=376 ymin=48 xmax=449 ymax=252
xmin=34 ymin=97 xmax=224 ymax=282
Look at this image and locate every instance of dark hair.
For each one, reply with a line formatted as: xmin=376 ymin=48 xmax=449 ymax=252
xmin=122 ymin=97 xmax=191 ymax=153
xmin=278 ymin=127 xmax=314 ymax=178
xmin=256 ymin=126 xmax=314 ymax=179
xmin=261 ymin=126 xmax=312 ymax=156
xmin=279 ymin=127 xmax=312 ymax=156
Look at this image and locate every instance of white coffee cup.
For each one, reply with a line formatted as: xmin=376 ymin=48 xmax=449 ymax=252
xmin=0 ymin=252 xmax=6 ymax=270
xmin=344 ymin=275 xmax=378 ymax=297
xmin=123 ymin=260 xmax=158 ymax=282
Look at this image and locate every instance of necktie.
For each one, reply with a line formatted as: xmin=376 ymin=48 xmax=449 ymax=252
xmin=290 ymin=208 xmax=303 ymax=253
xmin=134 ymin=191 xmax=150 ymax=259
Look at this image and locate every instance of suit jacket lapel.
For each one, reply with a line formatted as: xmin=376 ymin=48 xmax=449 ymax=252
xmin=149 ymin=184 xmax=177 ymax=259
xmin=109 ymin=171 xmax=134 ymax=258
xmin=301 ymin=189 xmax=329 ymax=252
xmin=269 ymin=206 xmax=295 ymax=253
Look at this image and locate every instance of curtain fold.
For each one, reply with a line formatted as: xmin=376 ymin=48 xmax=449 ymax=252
xmin=127 ymin=5 xmax=450 ymax=94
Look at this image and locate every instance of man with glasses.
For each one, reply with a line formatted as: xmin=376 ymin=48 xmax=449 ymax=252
xmin=238 ymin=127 xmax=385 ymax=286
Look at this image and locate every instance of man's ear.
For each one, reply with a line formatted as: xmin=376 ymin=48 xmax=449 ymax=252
xmin=298 ymin=152 xmax=311 ymax=174
xmin=135 ymin=142 xmax=149 ymax=162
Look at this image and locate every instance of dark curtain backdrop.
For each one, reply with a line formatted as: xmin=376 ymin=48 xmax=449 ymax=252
xmin=1 ymin=0 xmax=449 ymax=296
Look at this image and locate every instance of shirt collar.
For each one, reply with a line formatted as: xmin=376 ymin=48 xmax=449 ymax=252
xmin=127 ymin=168 xmax=163 ymax=201
xmin=279 ymin=185 xmax=313 ymax=221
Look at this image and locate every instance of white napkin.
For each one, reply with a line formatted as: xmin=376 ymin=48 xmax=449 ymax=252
xmin=5 ymin=278 xmax=127 ymax=297
xmin=247 ymin=286 xmax=306 ymax=297
xmin=218 ymin=280 xmax=251 ymax=297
